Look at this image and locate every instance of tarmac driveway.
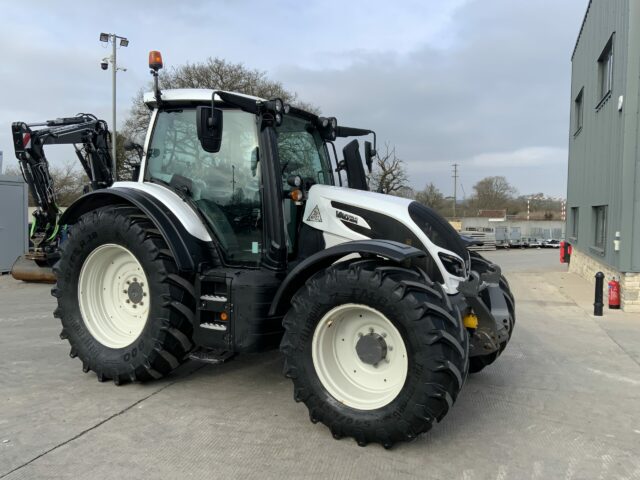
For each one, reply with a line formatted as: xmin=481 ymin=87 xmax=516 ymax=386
xmin=1 ymin=249 xmax=639 ymax=479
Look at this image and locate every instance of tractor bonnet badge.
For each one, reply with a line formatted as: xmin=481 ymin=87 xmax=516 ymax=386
xmin=336 ymin=210 xmax=358 ymax=225
xmin=307 ymin=205 xmax=322 ymax=222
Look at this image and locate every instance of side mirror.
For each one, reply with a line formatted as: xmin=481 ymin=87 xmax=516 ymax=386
xmin=343 ymin=140 xmax=369 ymax=191
xmin=196 ymin=106 xmax=223 ymax=153
xmin=364 ymin=141 xmax=375 ymax=173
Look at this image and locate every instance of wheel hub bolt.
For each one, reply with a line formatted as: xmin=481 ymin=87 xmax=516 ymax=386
xmin=126 ymin=281 xmax=144 ymax=305
xmin=356 ymin=333 xmax=388 ymax=366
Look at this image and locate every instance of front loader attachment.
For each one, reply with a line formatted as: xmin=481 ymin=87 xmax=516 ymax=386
xmin=11 ymin=255 xmax=56 ymax=283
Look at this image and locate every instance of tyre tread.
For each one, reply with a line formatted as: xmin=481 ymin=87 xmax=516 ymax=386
xmin=53 ymin=206 xmax=194 ymax=384
xmin=280 ymin=259 xmax=469 ymax=447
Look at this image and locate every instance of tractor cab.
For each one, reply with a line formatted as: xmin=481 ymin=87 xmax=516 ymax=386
xmin=139 ymin=91 xmax=375 ymax=270
xmin=133 ymin=53 xmax=378 ymax=272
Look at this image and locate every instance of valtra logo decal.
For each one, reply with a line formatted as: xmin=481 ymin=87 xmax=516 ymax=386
xmin=336 ymin=210 xmax=359 ymax=225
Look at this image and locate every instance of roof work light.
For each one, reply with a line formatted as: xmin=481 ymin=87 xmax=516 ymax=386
xmin=149 ymin=51 xmax=163 ymax=71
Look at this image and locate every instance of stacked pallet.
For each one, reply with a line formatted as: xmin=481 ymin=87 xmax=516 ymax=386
xmin=459 ymin=229 xmax=496 ymax=251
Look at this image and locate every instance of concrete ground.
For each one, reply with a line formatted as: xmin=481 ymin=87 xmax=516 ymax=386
xmin=1 ymin=249 xmax=639 ymax=479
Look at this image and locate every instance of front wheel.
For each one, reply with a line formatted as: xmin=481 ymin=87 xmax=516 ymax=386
xmin=53 ymin=206 xmax=195 ymax=384
xmin=280 ymin=259 xmax=469 ymax=448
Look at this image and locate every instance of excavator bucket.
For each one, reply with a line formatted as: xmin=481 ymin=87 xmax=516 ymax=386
xmin=10 ymin=255 xmax=56 ymax=283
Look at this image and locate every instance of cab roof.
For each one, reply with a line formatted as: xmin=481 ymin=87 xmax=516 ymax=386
xmin=143 ymin=88 xmax=265 ymax=108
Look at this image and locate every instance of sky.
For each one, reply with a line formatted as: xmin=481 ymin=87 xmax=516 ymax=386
xmin=0 ymin=0 xmax=587 ymax=198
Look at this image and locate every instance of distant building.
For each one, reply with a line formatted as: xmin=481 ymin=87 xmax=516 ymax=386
xmin=460 ymin=218 xmax=565 ymax=241
xmin=567 ymin=0 xmax=640 ymax=311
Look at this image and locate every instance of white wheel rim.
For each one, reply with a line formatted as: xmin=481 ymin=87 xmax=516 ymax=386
xmin=78 ymin=244 xmax=149 ymax=349
xmin=311 ymin=304 xmax=408 ymax=410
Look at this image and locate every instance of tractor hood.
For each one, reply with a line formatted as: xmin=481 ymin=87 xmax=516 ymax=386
xmin=302 ymin=185 xmax=470 ymax=293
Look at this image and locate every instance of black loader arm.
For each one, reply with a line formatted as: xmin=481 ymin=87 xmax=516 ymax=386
xmin=11 ymin=114 xmax=114 ymax=242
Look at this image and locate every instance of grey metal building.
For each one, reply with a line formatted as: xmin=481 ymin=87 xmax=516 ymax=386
xmin=0 ymin=175 xmax=28 ymax=273
xmin=567 ymin=0 xmax=640 ymax=311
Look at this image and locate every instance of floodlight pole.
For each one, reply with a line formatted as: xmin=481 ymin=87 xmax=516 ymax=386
xmin=111 ymin=35 xmax=117 ymax=177
xmin=100 ymin=32 xmax=128 ymax=181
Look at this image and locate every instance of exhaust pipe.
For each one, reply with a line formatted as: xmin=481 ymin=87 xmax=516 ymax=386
xmin=10 ymin=256 xmax=56 ymax=283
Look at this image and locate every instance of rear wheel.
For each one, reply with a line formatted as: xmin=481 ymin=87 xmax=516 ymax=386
xmin=53 ymin=206 xmax=195 ymax=384
xmin=281 ymin=259 xmax=469 ymax=447
xmin=78 ymin=244 xmax=149 ymax=349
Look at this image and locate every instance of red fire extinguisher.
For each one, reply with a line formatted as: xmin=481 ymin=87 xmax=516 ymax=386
xmin=560 ymin=241 xmax=572 ymax=263
xmin=608 ymin=277 xmax=620 ymax=309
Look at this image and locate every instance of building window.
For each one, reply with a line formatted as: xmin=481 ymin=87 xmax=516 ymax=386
xmin=570 ymin=207 xmax=579 ymax=239
xmin=574 ymin=88 xmax=584 ymax=135
xmin=593 ymin=205 xmax=607 ymax=251
xmin=597 ymin=34 xmax=614 ymax=103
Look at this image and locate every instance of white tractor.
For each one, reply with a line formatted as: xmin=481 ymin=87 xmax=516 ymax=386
xmin=48 ymin=52 xmax=514 ymax=447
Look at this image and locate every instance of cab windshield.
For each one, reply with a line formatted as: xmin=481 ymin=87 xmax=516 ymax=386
xmin=146 ymin=108 xmax=262 ymax=266
xmin=277 ymin=115 xmax=333 ymax=186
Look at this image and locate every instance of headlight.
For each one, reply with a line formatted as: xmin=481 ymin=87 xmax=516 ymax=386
xmin=438 ymin=253 xmax=466 ymax=277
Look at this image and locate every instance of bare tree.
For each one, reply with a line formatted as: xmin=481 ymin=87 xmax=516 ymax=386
xmin=510 ymin=193 xmax=564 ymax=219
xmin=114 ymin=131 xmax=144 ymax=181
xmin=415 ymin=182 xmax=445 ymax=211
xmin=370 ymin=143 xmax=408 ymax=194
xmin=471 ymin=176 xmax=517 ymax=210
xmin=123 ymin=57 xmax=318 ymax=143
xmin=394 ymin=186 xmax=416 ymax=199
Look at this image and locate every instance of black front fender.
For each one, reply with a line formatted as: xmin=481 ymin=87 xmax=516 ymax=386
xmin=268 ymin=239 xmax=426 ymax=317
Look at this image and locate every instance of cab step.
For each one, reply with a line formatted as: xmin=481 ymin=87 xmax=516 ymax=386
xmin=188 ymin=348 xmax=235 ymax=365
xmin=194 ymin=274 xmax=233 ymax=349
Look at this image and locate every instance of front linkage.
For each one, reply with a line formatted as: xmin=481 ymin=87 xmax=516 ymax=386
xmin=457 ymin=263 xmax=511 ymax=357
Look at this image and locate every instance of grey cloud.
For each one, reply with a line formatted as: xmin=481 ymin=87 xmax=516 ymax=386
xmin=275 ymin=0 xmax=584 ymax=197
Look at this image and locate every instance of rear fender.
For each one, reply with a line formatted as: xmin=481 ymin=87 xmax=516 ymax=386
xmin=59 ymin=187 xmax=212 ymax=273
